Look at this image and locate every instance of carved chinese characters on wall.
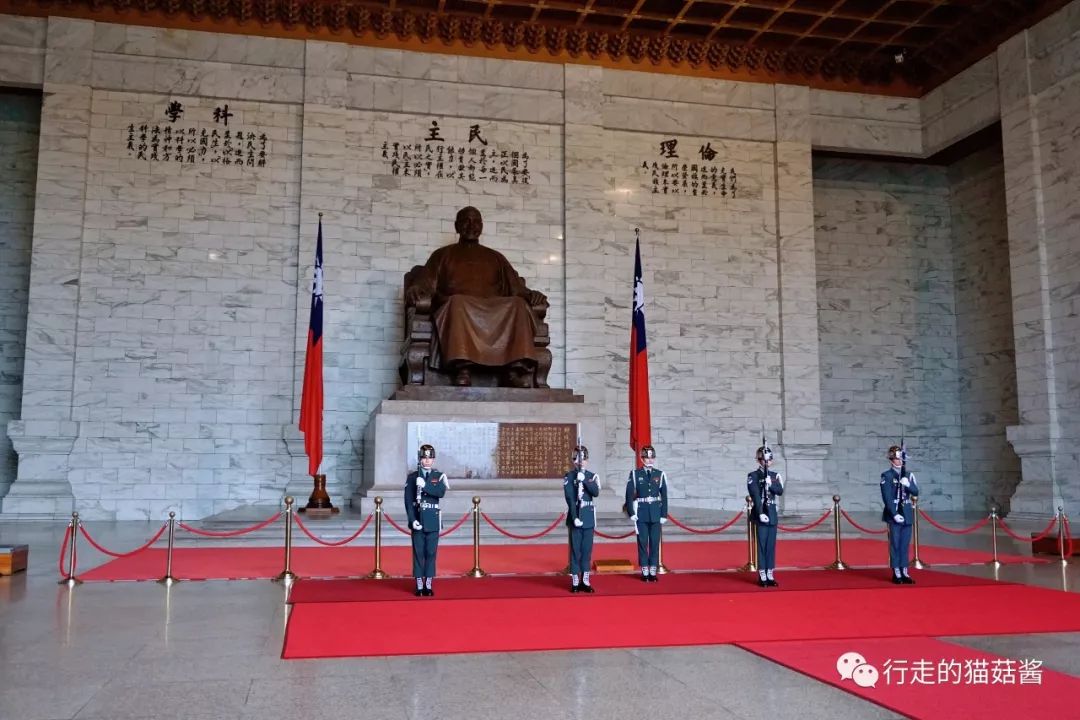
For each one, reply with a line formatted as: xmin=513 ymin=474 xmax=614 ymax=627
xmin=496 ymin=423 xmax=575 ymax=479
xmin=123 ymin=100 xmax=270 ymax=168
xmin=380 ymin=119 xmax=531 ymax=185
xmin=642 ymin=138 xmax=736 ymax=198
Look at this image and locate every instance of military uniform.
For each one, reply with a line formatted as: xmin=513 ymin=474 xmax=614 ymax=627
xmin=405 ymin=460 xmax=448 ymax=596
xmin=564 ymin=463 xmax=601 ymax=592
xmin=880 ymin=461 xmax=919 ymax=584
xmin=625 ymin=448 xmax=669 ymax=581
xmin=748 ymin=465 xmax=784 ymax=586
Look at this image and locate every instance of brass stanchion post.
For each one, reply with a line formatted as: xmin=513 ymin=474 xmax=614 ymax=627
xmin=657 ymin=521 xmax=670 ymax=575
xmin=738 ymin=495 xmax=757 ymax=573
xmin=466 ymin=496 xmax=486 ymax=578
xmin=912 ymin=497 xmax=928 ymax=569
xmin=825 ymin=495 xmax=848 ymax=570
xmin=366 ymin=496 xmax=388 ymax=579
xmin=986 ymin=505 xmax=1001 ymax=569
xmin=1058 ymin=506 xmax=1070 ymax=567
xmin=157 ymin=511 xmax=178 ymax=586
xmin=273 ymin=496 xmax=298 ymax=583
xmin=59 ymin=511 xmax=83 ymax=587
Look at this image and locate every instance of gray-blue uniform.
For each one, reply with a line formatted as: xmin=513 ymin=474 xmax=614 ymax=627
xmin=625 ymin=467 xmax=669 ymax=576
xmin=564 ymin=469 xmax=601 ymax=582
xmin=405 ymin=468 xmax=448 ymax=582
xmin=880 ymin=466 xmax=919 ymax=575
xmin=748 ymin=467 xmax=783 ymax=574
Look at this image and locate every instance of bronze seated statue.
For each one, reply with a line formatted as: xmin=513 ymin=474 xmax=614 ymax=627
xmin=400 ymin=206 xmax=552 ymax=389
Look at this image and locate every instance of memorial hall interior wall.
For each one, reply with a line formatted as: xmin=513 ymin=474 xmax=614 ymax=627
xmin=1 ymin=5 xmax=1078 ymax=518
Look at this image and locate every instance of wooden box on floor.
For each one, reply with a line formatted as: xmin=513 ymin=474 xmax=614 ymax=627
xmin=594 ymin=559 xmax=634 ymax=573
xmin=1031 ymin=535 xmax=1080 ymax=557
xmin=0 ymin=545 xmax=29 ymax=575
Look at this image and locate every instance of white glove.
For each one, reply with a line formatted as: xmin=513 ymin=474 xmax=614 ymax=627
xmin=576 ymin=471 xmax=585 ymax=481
xmin=775 ymin=473 xmax=784 ymax=487
xmin=900 ymin=477 xmax=910 ymax=488
xmin=893 ymin=514 xmax=905 ymax=524
xmin=415 ymin=477 xmax=425 ymax=489
xmin=411 ymin=520 xmax=423 ymax=531
xmin=573 ymin=518 xmax=584 ymax=528
xmin=630 ymin=515 xmax=638 ymax=523
xmin=759 ymin=513 xmax=770 ymax=523
xmin=660 ymin=517 xmax=667 ymax=524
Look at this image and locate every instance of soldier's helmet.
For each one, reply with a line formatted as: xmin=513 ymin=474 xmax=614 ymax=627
xmin=418 ymin=444 xmax=436 ymax=460
xmin=572 ymin=445 xmax=589 ymax=464
xmin=887 ymin=445 xmax=904 ymax=460
xmin=756 ymin=445 xmax=773 ymax=462
xmin=640 ymin=445 xmax=656 ymax=460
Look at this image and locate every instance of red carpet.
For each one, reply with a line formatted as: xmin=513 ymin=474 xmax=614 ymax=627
xmin=281 ymin=576 xmax=1080 ymax=659
xmin=736 ymin=636 xmax=1080 ymax=720
xmin=79 ymin=538 xmax=1039 ymax=581
xmin=287 ymin=568 xmax=999 ymax=604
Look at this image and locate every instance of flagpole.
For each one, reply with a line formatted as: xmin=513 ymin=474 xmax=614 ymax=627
xmin=300 ymin=213 xmax=338 ymax=517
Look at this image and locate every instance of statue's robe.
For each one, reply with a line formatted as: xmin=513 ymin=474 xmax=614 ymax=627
xmin=421 ymin=242 xmax=538 ymax=370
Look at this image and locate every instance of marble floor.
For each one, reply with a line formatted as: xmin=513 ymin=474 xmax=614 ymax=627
xmin=1 ymin=513 xmax=1077 ymax=720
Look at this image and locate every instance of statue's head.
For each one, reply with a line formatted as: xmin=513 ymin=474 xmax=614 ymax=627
xmin=455 ymin=206 xmax=483 ymax=243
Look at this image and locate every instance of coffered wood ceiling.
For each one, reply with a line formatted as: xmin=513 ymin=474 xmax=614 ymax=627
xmin=1 ymin=0 xmax=1070 ymax=95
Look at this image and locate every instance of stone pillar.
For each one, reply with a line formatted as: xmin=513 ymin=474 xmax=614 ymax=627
xmin=562 ymin=65 xmax=613 ymax=485
xmin=1 ymin=18 xmax=94 ymax=517
xmin=997 ymin=33 xmax=1065 ymax=516
xmin=281 ymin=40 xmax=361 ymax=509
xmin=771 ymin=85 xmax=832 ymax=512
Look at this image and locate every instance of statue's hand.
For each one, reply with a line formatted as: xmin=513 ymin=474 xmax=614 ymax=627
xmin=405 ymin=284 xmax=432 ymax=306
xmin=525 ymin=289 xmax=548 ymax=307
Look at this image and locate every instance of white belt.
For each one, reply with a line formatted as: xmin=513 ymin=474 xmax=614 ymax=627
xmin=637 ymin=497 xmax=660 ymax=503
xmin=420 ymin=502 xmax=439 ymax=510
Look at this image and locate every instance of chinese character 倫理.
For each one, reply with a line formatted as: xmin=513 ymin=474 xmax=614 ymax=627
xmin=659 ymin=139 xmax=679 ymax=158
xmin=699 ymin=142 xmax=717 ymax=161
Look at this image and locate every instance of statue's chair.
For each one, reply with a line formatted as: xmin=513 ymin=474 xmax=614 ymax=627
xmin=399 ymin=265 xmax=552 ymax=388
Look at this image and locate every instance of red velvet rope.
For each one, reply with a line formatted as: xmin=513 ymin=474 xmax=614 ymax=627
xmin=667 ymin=511 xmax=744 ymax=535
xmin=998 ymin=515 xmax=1057 ymax=543
xmin=594 ymin=527 xmax=636 ymax=540
xmin=839 ymin=508 xmax=889 ymax=535
xmin=177 ymin=511 xmax=281 ymax=537
xmin=1064 ymin=516 xmax=1074 ymax=558
xmin=778 ymin=508 xmax=832 ymax=533
xmin=481 ymin=511 xmax=566 ymax=540
xmin=78 ymin=522 xmax=167 ymax=558
xmin=439 ymin=510 xmax=472 ymax=538
xmin=293 ymin=512 xmax=373 ymax=547
xmin=917 ymin=510 xmax=991 ymax=535
xmin=382 ymin=513 xmax=413 ymax=535
xmin=58 ymin=524 xmax=71 ymax=576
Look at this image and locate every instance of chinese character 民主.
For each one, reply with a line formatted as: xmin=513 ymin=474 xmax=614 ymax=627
xmin=426 ymin=120 xmax=445 ymax=141
xmin=468 ymin=124 xmax=488 ymax=146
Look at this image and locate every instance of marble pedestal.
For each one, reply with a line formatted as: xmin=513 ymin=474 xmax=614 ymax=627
xmin=358 ymin=393 xmax=620 ymax=516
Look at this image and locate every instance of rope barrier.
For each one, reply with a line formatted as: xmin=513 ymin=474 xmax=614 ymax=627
xmin=778 ymin=508 xmax=832 ymax=533
xmin=58 ymin=525 xmax=71 ymax=576
xmin=480 ymin=511 xmax=566 ymax=540
xmin=177 ymin=511 xmax=281 ymax=538
xmin=439 ymin=510 xmax=472 ymax=538
xmin=998 ymin=515 xmax=1057 ymax=543
xmin=595 ymin=527 xmax=636 ymax=540
xmin=382 ymin=513 xmax=413 ymax=535
xmin=839 ymin=508 xmax=888 ymax=535
xmin=667 ymin=511 xmax=744 ymax=534
xmin=917 ymin=510 xmax=991 ymax=535
xmin=78 ymin=522 xmax=167 ymax=559
xmin=1064 ymin=515 xmax=1074 ymax=558
xmin=293 ymin=512 xmax=373 ymax=547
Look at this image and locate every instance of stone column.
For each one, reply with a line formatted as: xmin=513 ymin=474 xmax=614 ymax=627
xmin=562 ymin=65 xmax=613 ymax=485
xmin=282 ymin=40 xmax=360 ymax=508
xmin=997 ymin=33 xmax=1065 ymax=516
xmin=771 ymin=85 xmax=832 ymax=512
xmin=2 ymin=18 xmax=94 ymax=517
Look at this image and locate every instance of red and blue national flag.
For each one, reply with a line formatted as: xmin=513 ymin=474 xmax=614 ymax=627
xmin=629 ymin=233 xmax=651 ymax=467
xmin=299 ymin=218 xmax=324 ymax=477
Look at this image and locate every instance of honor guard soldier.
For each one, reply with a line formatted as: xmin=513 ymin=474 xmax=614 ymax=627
xmin=564 ymin=444 xmax=601 ymax=593
xmin=625 ymin=445 xmax=669 ymax=581
xmin=748 ymin=445 xmax=784 ymax=587
xmin=405 ymin=444 xmax=448 ymax=596
xmin=881 ymin=444 xmax=919 ymax=584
